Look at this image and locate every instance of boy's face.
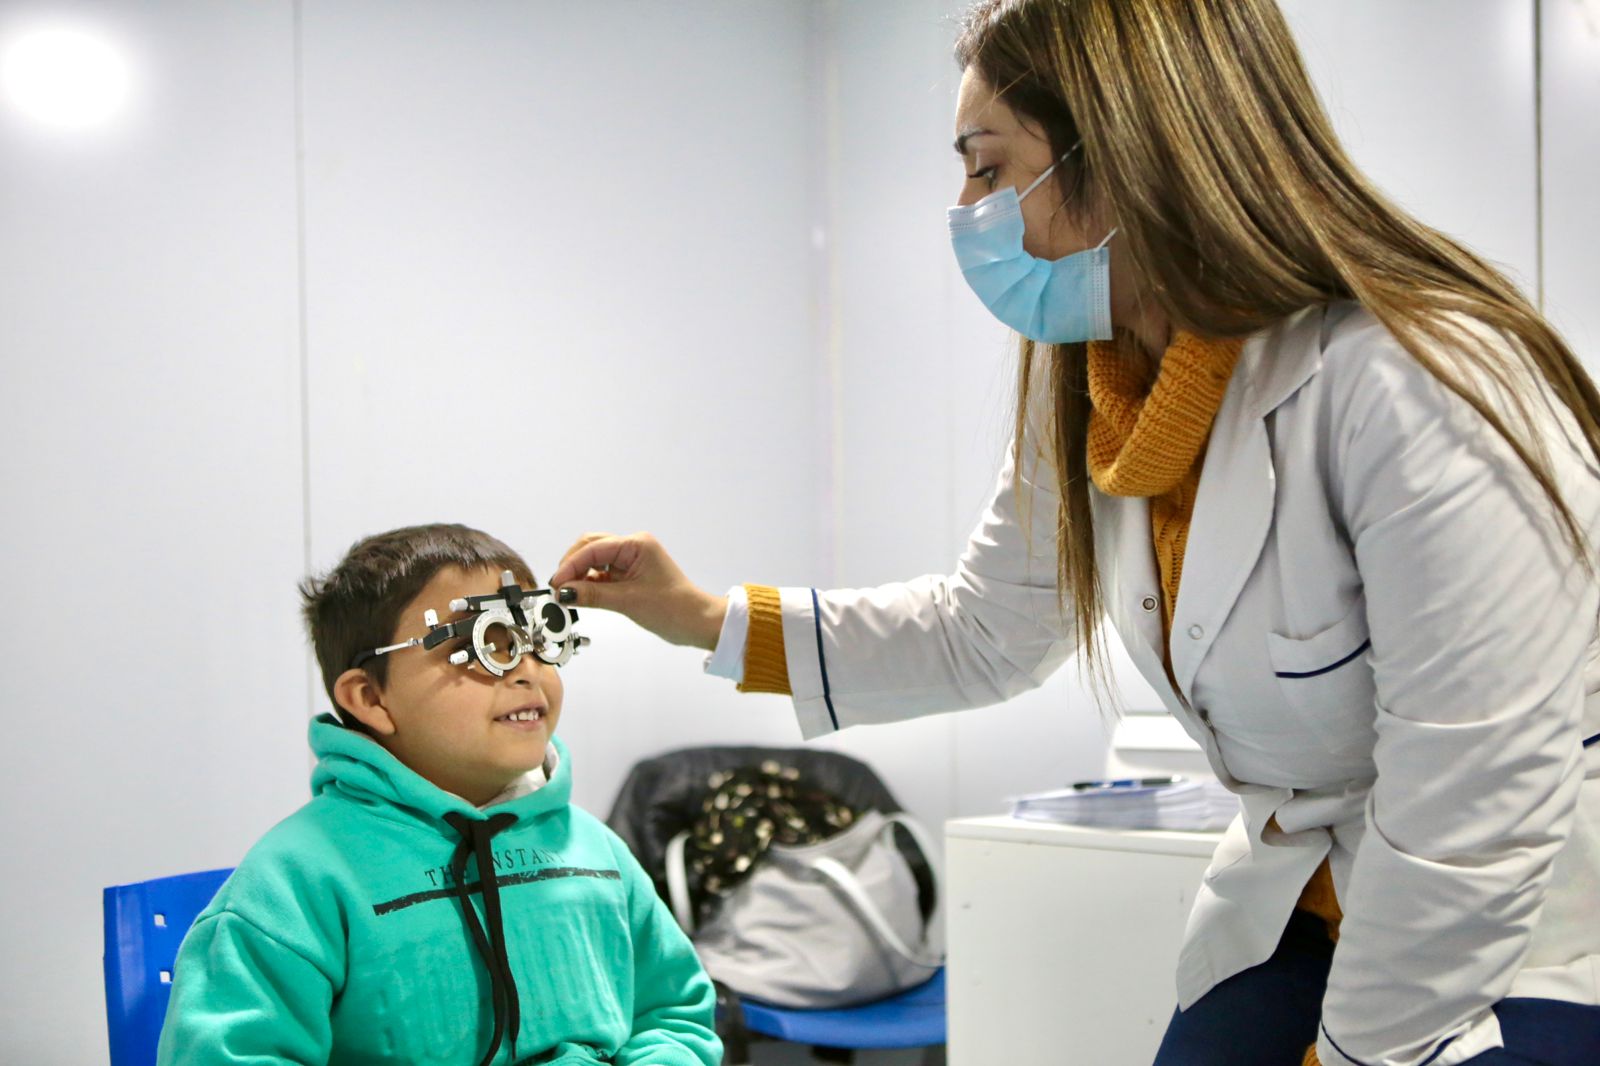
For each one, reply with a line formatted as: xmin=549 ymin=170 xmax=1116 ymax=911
xmin=337 ymin=564 xmax=564 ymax=806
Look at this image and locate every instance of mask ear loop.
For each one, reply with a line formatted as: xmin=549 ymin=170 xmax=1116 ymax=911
xmin=1019 ymin=139 xmax=1083 ymax=202
xmin=1042 ymin=140 xmax=1115 ymax=250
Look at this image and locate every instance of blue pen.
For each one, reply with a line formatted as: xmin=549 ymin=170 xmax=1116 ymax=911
xmin=1070 ymin=776 xmax=1177 ymax=790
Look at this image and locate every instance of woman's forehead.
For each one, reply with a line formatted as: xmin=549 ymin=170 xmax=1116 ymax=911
xmin=953 ymin=71 xmax=1004 ymax=128
xmin=955 ymin=68 xmax=1011 ymax=135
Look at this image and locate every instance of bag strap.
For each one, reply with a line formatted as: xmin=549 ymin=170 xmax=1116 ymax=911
xmin=664 ymin=830 xmax=695 ymax=933
xmin=809 ymin=815 xmax=945 ymax=969
xmin=883 ymin=811 xmax=943 ymax=914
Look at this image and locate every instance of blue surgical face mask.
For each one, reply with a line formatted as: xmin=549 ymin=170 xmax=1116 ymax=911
xmin=947 ymin=143 xmax=1117 ymax=343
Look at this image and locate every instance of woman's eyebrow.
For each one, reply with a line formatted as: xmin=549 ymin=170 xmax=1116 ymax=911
xmin=953 ymin=127 xmax=994 ymax=155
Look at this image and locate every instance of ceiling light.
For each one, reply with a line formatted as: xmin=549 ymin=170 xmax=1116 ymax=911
xmin=2 ymin=27 xmax=130 ymax=129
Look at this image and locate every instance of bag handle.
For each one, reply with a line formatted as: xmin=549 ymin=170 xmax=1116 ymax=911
xmin=664 ymin=830 xmax=695 ymax=933
xmin=882 ymin=811 xmax=943 ymax=915
xmin=809 ymin=814 xmax=945 ymax=970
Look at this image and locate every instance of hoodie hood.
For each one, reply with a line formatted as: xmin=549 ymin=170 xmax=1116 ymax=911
xmin=307 ymin=713 xmax=572 ymax=827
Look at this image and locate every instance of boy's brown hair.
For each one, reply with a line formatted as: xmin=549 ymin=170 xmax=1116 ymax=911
xmin=300 ymin=523 xmax=535 ymax=727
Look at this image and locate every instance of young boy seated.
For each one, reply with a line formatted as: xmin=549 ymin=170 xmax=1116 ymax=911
xmin=157 ymin=523 xmax=720 ymax=1066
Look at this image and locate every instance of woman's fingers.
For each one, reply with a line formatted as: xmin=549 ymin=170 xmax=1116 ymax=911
xmin=550 ymin=533 xmax=628 ymax=589
xmin=549 ymin=533 xmax=664 ymax=603
xmin=552 ymin=531 xmax=611 ymax=575
xmin=546 ymin=532 xmax=724 ymax=648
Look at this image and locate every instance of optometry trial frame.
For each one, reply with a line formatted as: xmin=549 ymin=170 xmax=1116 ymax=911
xmin=352 ymin=570 xmax=589 ymax=675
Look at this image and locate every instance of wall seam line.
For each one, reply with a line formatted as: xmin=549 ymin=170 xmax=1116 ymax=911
xmin=1534 ymin=0 xmax=1545 ymax=311
xmin=293 ymin=0 xmax=315 ymax=718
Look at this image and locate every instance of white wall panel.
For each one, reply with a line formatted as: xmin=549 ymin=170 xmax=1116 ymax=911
xmin=1543 ymin=0 xmax=1600 ymax=373
xmin=296 ymin=0 xmax=825 ymax=817
xmin=0 ymin=3 xmax=304 ymax=1062
xmin=1280 ymin=0 xmax=1540 ymax=295
xmin=829 ymin=0 xmax=955 ymax=587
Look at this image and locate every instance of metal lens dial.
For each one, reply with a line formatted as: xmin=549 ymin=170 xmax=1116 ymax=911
xmin=535 ymin=596 xmax=571 ymax=641
xmin=533 ymin=633 xmax=573 ymax=666
xmin=471 ymin=611 xmax=527 ymax=676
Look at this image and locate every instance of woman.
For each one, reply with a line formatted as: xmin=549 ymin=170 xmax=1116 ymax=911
xmin=550 ymin=2 xmax=1600 ymax=1063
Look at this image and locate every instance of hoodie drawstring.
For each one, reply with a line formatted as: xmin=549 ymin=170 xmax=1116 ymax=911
xmin=443 ymin=811 xmax=521 ymax=1066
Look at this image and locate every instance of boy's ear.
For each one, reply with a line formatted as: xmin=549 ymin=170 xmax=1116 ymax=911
xmin=333 ymin=668 xmax=397 ymax=736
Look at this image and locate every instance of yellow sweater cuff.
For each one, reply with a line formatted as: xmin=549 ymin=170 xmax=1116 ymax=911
xmin=737 ymin=584 xmax=791 ymax=695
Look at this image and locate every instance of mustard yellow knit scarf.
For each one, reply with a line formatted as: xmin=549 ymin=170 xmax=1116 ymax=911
xmin=1086 ymin=331 xmax=1243 ymax=632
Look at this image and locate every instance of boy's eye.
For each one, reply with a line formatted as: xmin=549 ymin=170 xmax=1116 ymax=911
xmin=477 ymin=621 xmax=528 ymax=670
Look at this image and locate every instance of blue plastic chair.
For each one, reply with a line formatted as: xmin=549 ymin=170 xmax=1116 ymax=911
xmin=722 ymin=969 xmax=946 ymax=1065
xmin=103 ymin=867 xmax=235 ymax=1066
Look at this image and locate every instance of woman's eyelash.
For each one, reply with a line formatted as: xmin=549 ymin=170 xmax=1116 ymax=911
xmin=967 ymin=166 xmax=997 ymax=181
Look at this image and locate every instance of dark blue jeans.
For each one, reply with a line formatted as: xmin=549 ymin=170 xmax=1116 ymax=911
xmin=1152 ymin=910 xmax=1600 ymax=1065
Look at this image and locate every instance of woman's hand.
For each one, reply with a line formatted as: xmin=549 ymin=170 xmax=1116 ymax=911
xmin=548 ymin=532 xmax=728 ymax=651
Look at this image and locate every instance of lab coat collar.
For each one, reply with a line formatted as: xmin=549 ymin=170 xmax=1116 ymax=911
xmin=1093 ymin=304 xmax=1330 ymax=706
xmin=1170 ymin=304 xmax=1327 ymax=701
xmin=1239 ymin=304 xmax=1328 ymax=421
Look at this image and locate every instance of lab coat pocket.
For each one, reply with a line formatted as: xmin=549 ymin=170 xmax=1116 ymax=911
xmin=1267 ymin=599 xmax=1377 ymax=760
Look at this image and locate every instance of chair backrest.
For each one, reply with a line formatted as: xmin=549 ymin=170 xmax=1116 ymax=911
xmin=103 ymin=867 xmax=234 ymax=1066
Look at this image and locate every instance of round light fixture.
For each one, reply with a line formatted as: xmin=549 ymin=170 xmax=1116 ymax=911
xmin=1 ymin=27 xmax=130 ymax=129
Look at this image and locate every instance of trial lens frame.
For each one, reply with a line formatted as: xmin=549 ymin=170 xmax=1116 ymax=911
xmin=352 ymin=570 xmax=588 ymax=675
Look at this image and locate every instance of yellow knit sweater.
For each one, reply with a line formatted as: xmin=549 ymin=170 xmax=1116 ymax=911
xmin=1085 ymin=331 xmax=1240 ymax=632
xmin=736 ymin=584 xmax=789 ymax=694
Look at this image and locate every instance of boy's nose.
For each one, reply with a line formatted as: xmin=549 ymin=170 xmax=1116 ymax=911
xmin=508 ymin=652 xmax=547 ymax=685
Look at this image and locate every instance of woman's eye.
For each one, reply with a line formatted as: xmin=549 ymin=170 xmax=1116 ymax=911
xmin=967 ymin=165 xmax=997 ymax=186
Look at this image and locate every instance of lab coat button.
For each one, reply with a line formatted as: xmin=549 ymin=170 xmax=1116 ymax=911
xmin=1187 ymin=624 xmax=1204 ymax=639
xmin=1140 ymin=596 xmax=1158 ymax=613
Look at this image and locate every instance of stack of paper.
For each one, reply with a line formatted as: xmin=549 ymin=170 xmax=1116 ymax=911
xmin=1008 ymin=777 xmax=1238 ymax=831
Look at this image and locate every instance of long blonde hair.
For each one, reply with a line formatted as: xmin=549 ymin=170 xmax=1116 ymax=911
xmin=955 ymin=0 xmax=1600 ymax=683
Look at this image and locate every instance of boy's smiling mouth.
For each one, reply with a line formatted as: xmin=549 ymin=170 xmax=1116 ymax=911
xmin=494 ymin=703 xmax=547 ymax=730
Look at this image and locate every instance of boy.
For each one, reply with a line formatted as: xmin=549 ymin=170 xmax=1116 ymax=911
xmin=157 ymin=524 xmax=720 ymax=1066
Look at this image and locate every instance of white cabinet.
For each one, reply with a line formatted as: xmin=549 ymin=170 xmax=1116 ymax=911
xmin=945 ymin=818 xmax=1222 ymax=1066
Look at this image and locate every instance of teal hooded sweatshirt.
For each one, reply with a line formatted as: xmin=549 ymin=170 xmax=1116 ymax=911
xmin=156 ymin=715 xmax=720 ymax=1066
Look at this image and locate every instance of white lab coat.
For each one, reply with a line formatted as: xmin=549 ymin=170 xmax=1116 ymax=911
xmin=754 ymin=302 xmax=1600 ymax=1066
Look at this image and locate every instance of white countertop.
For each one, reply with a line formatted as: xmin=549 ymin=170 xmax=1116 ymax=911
xmin=945 ymin=815 xmax=1225 ymax=857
